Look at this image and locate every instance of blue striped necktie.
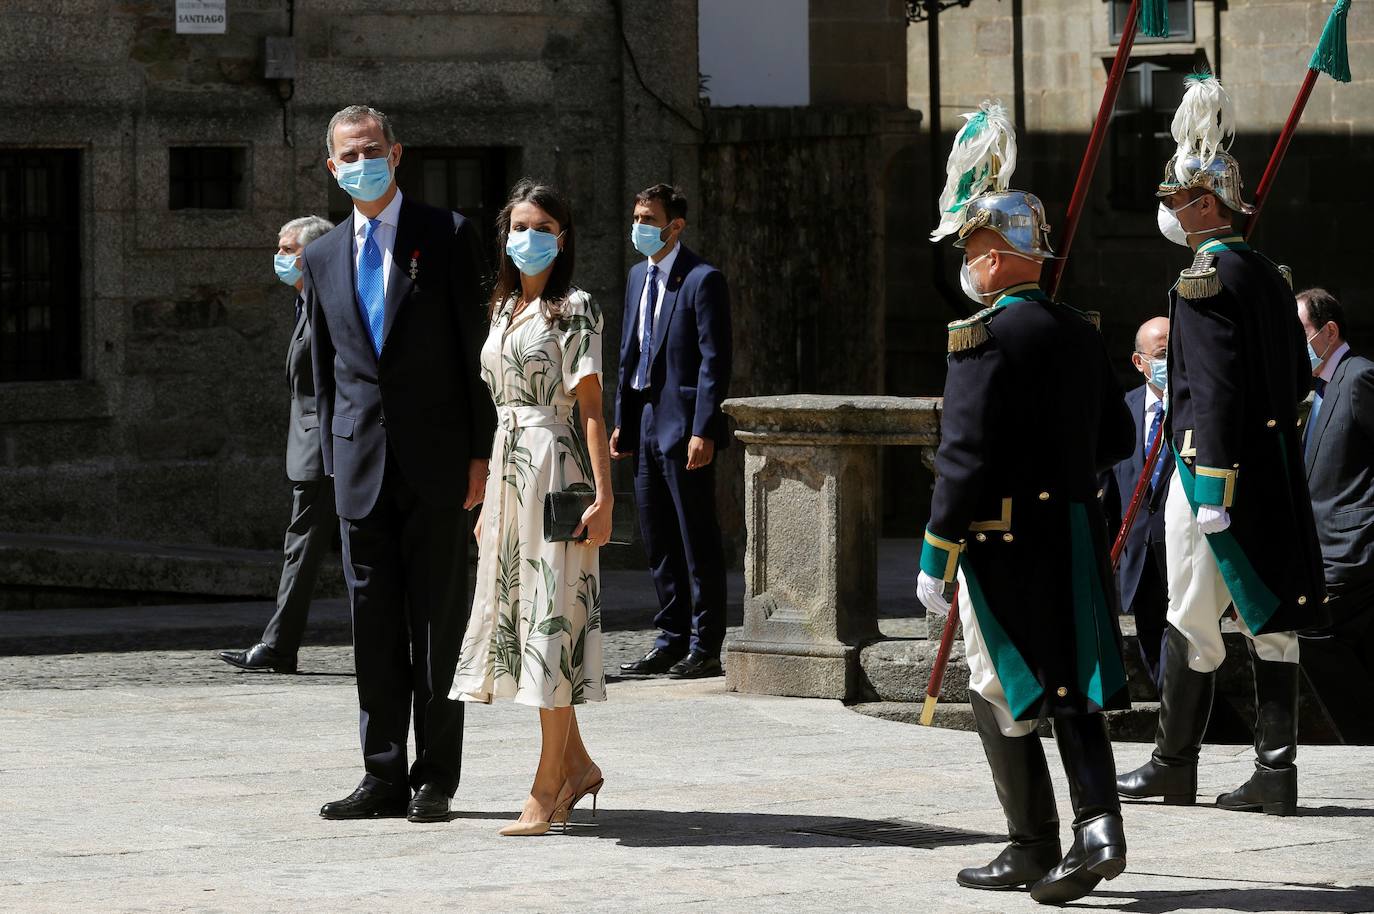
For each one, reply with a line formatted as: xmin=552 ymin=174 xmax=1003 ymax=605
xmin=356 ymin=218 xmax=385 ymax=357
xmin=1146 ymin=400 xmax=1166 ymax=492
xmin=634 ymin=264 xmax=660 ymax=389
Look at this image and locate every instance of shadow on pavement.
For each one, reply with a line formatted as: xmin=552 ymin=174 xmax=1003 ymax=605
xmin=1293 ymin=804 xmax=1374 ymax=818
xmin=548 ymin=809 xmax=1005 ymax=850
xmin=1091 ymin=884 xmax=1374 ymax=913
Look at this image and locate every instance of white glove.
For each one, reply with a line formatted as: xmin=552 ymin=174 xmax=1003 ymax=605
xmin=1197 ymin=504 xmax=1231 ymax=535
xmin=917 ymin=571 xmax=952 ymax=615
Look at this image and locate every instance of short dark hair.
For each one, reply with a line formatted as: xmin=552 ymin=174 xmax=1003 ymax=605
xmin=1298 ymin=287 xmax=1347 ymax=340
xmin=635 ymin=183 xmax=688 ymax=222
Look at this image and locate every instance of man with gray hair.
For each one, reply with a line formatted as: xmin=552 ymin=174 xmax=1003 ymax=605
xmin=218 ymin=214 xmax=337 ymax=674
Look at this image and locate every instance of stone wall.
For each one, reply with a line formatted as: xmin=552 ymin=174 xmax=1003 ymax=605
xmin=810 ymin=0 xmax=910 ymax=107
xmin=0 ymin=0 xmax=699 ymax=549
xmin=696 ymin=107 xmax=921 ymax=556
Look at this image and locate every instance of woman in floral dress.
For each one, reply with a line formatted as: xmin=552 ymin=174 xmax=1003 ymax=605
xmin=450 ymin=180 xmax=611 ymax=836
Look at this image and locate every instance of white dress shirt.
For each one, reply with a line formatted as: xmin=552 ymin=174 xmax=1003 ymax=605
xmin=631 ymin=242 xmax=679 ymax=391
xmin=352 ymin=188 xmax=403 ymax=298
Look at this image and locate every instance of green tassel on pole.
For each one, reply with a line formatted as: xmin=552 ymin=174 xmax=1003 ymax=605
xmin=1140 ymin=0 xmax=1171 ymax=39
xmin=1309 ymin=0 xmax=1353 ymax=83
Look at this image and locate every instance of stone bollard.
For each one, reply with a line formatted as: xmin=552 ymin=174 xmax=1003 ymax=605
xmin=722 ymin=395 xmax=942 ymax=699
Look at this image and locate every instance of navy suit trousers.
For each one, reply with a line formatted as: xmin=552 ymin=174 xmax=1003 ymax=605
xmin=634 ymin=403 xmax=726 ymax=657
xmin=341 ymin=451 xmax=470 ymax=796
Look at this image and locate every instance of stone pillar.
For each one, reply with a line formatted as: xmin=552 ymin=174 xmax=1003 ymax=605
xmin=722 ymin=395 xmax=941 ymax=699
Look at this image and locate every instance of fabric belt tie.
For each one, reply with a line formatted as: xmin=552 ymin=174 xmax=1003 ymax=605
xmin=497 ymin=405 xmax=573 ymax=432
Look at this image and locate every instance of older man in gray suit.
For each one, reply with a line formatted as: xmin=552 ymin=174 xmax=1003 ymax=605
xmin=219 ymin=215 xmax=337 ymax=673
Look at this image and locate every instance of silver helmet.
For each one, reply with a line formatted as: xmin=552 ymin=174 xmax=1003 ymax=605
xmin=953 ymin=190 xmax=1055 ymax=259
xmin=1155 ymin=151 xmax=1255 ymax=215
xmin=1158 ymin=74 xmax=1254 ymax=214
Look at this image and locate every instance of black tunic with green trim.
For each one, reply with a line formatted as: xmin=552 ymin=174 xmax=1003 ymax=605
xmin=920 ymin=283 xmax=1136 ymax=721
xmin=1165 ymin=235 xmax=1327 ymax=635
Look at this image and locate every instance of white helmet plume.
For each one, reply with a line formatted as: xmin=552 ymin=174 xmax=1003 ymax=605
xmin=930 ymin=99 xmax=1018 ymax=242
xmin=1170 ymin=73 xmax=1236 ymax=182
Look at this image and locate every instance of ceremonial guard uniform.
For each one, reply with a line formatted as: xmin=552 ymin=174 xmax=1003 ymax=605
xmin=917 ymin=102 xmax=1136 ymax=905
xmin=1117 ymin=76 xmax=1326 ymax=816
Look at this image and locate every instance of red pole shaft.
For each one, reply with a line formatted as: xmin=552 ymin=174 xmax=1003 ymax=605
xmin=1112 ymin=424 xmax=1165 ymax=569
xmin=1245 ymin=68 xmax=1319 ymax=237
xmin=921 ymin=587 xmax=962 ymax=726
xmin=1046 ymin=0 xmax=1143 ymax=298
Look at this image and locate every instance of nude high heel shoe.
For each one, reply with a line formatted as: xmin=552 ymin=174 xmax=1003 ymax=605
xmin=499 ymin=800 xmax=569 ymax=837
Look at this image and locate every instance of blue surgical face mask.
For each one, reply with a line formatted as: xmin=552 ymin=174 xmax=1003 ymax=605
xmin=1147 ymin=357 xmax=1168 ymax=391
xmin=505 ymin=228 xmax=562 ymax=276
xmin=1307 ymin=331 xmax=1329 ymax=371
xmin=631 ymin=222 xmax=667 ymax=258
xmin=333 ymin=152 xmax=394 ymax=202
xmin=274 ymin=252 xmax=302 ymax=287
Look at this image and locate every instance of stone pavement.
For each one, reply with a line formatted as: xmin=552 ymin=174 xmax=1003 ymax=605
xmin=2 ymin=669 xmax=1372 ymax=913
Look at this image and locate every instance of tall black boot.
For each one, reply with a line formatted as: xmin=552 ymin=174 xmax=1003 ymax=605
xmin=1030 ymin=713 xmax=1127 ymax=905
xmin=1217 ymin=641 xmax=1299 ymax=816
xmin=956 ymin=692 xmax=1062 ymax=891
xmin=1116 ymin=626 xmax=1214 ymax=804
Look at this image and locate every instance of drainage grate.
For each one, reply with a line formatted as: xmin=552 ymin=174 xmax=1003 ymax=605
xmin=795 ymin=819 xmax=1003 ymax=849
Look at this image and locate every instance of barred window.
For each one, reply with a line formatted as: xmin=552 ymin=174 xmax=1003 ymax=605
xmin=169 ymin=146 xmax=246 ymax=210
xmin=0 ymin=149 xmax=82 ymax=381
xmin=1108 ymin=59 xmax=1191 ymax=211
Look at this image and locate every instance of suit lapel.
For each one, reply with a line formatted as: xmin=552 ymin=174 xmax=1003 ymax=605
xmin=623 ymin=261 xmax=646 ymax=356
xmin=1307 ymin=357 xmax=1350 ymax=473
xmin=380 ymin=199 xmax=418 ymax=349
xmin=287 ymin=303 xmax=307 ymax=387
xmin=1128 ymin=386 xmax=1146 ymax=478
xmin=650 ymin=247 xmax=695 ymax=361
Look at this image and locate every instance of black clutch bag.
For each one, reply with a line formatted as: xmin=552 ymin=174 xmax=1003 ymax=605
xmin=543 ymin=452 xmax=635 ymax=545
xmin=543 ymin=488 xmax=636 ymax=545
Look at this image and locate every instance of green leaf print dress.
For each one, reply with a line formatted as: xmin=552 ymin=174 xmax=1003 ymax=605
xmin=450 ymin=290 xmax=607 ymax=709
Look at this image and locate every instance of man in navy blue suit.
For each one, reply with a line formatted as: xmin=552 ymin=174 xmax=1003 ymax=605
xmin=305 ymin=106 xmax=495 ymax=823
xmin=1102 ymin=316 xmax=1175 ymax=693
xmin=612 ymin=184 xmax=733 ymax=679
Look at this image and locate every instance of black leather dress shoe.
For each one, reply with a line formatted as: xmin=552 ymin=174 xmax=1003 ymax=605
xmin=320 ymin=785 xmax=409 ymax=820
xmin=619 ymin=647 xmax=685 ymax=675
xmin=668 ymin=650 xmax=724 ymax=680
xmin=217 ymin=642 xmax=297 ymax=674
xmin=407 ymin=784 xmax=452 ymax=823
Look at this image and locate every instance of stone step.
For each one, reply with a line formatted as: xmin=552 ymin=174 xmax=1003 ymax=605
xmin=849 ymin=701 xmax=1164 ymax=741
xmin=0 ymin=531 xmax=346 ymax=611
xmin=0 ymin=599 xmax=354 ymax=656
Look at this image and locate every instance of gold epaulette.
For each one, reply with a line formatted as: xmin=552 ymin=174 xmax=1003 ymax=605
xmin=1278 ymin=264 xmax=1294 ymax=289
xmin=1082 ymin=310 xmax=1102 ymax=331
xmin=947 ymin=307 xmax=997 ymax=353
xmin=1176 ymin=252 xmax=1220 ymax=299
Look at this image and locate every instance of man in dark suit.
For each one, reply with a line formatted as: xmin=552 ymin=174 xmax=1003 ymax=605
xmin=305 ymin=106 xmax=495 ymax=823
xmin=1101 ymin=317 xmax=1175 ymax=692
xmin=219 ymin=216 xmax=337 ymax=675
xmin=611 ymin=184 xmax=733 ymax=680
xmin=1297 ymin=288 xmax=1374 ymax=744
